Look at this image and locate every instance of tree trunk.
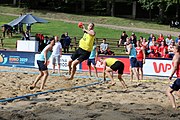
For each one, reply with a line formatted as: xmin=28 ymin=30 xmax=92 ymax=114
xmin=13 ymin=0 xmax=17 ymax=6
xmin=149 ymin=8 xmax=152 ymax=20
xmin=81 ymin=0 xmax=85 ymax=13
xmin=176 ymin=0 xmax=180 ymax=21
xmin=111 ymin=0 xmax=115 ymax=17
xmin=158 ymin=4 xmax=165 ymax=23
xmin=106 ymin=0 xmax=111 ymax=15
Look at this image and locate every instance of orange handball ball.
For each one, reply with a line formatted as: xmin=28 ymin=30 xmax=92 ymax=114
xmin=78 ymin=22 xmax=83 ymax=28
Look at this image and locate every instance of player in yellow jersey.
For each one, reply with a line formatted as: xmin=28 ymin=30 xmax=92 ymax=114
xmin=66 ymin=23 xmax=95 ymax=80
xmin=100 ymin=57 xmax=127 ymax=88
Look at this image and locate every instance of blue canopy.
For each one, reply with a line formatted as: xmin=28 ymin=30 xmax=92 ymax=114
xmin=8 ymin=14 xmax=48 ymax=27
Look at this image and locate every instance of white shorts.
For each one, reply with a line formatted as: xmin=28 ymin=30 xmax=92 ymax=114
xmin=52 ymin=55 xmax=60 ymax=64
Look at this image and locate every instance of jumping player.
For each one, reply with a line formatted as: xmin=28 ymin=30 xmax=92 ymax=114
xmin=66 ymin=23 xmax=95 ymax=80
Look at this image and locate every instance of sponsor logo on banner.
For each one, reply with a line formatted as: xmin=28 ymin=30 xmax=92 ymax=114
xmin=0 ymin=51 xmax=35 ymax=67
xmin=153 ymin=62 xmax=173 ymax=73
xmin=143 ymin=59 xmax=173 ymax=76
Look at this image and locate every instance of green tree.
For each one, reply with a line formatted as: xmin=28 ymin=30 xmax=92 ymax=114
xmin=138 ymin=0 xmax=180 ymax=22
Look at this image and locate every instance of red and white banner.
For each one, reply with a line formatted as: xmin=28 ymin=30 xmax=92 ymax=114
xmin=143 ymin=59 xmax=173 ymax=77
xmin=81 ymin=57 xmax=130 ymax=74
xmin=81 ymin=56 xmax=173 ymax=77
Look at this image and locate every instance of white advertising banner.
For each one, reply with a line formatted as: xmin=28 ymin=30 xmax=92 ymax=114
xmin=143 ymin=59 xmax=174 ymax=77
xmin=34 ymin=54 xmax=79 ymax=70
xmin=17 ymin=40 xmax=39 ymax=52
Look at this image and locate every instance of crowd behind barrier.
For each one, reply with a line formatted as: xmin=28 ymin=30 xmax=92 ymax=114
xmin=1 ymin=22 xmax=180 ymax=59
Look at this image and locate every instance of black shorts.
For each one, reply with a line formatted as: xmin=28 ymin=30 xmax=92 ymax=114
xmin=170 ymin=78 xmax=180 ymax=91
xmin=110 ymin=61 xmax=124 ymax=74
xmin=71 ymin=47 xmax=91 ymax=63
xmin=37 ymin=60 xmax=48 ymax=71
xmin=136 ymin=61 xmax=143 ymax=68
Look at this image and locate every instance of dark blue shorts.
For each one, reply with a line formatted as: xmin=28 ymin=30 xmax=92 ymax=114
xmin=136 ymin=61 xmax=143 ymax=68
xmin=110 ymin=61 xmax=124 ymax=74
xmin=130 ymin=57 xmax=137 ymax=68
xmin=87 ymin=58 xmax=96 ymax=66
xmin=37 ymin=60 xmax=48 ymax=71
xmin=170 ymin=78 xmax=180 ymax=91
xmin=71 ymin=48 xmax=91 ymax=63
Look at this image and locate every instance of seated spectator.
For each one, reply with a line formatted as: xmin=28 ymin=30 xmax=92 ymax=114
xmin=168 ymin=41 xmax=175 ymax=58
xmin=165 ymin=34 xmax=173 ymax=46
xmin=175 ymin=34 xmax=180 ymax=44
xmin=98 ymin=38 xmax=109 ymax=55
xmin=141 ymin=38 xmax=148 ymax=55
xmin=148 ymin=42 xmax=160 ymax=58
xmin=159 ymin=41 xmax=168 ymax=58
xmin=119 ymin=31 xmax=128 ymax=45
xmin=147 ymin=36 xmax=156 ymax=53
xmin=63 ymin=32 xmax=71 ymax=53
xmin=107 ymin=47 xmax=115 ymax=55
xmin=148 ymin=33 xmax=156 ymax=43
xmin=157 ymin=33 xmax=164 ymax=44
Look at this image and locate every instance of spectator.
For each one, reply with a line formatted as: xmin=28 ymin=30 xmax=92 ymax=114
xmin=165 ymin=34 xmax=173 ymax=46
xmin=118 ymin=31 xmax=128 ymax=45
xmin=175 ymin=34 xmax=180 ymax=44
xmin=147 ymin=36 xmax=156 ymax=54
xmin=130 ymin=32 xmax=137 ymax=47
xmin=26 ymin=23 xmax=32 ymax=33
xmin=21 ymin=30 xmax=30 ymax=40
xmin=168 ymin=41 xmax=176 ymax=58
xmin=60 ymin=34 xmax=65 ymax=49
xmin=64 ymin=32 xmax=71 ymax=53
xmin=159 ymin=41 xmax=168 ymax=58
xmin=157 ymin=33 xmax=164 ymax=44
xmin=18 ymin=22 xmax=23 ymax=33
xmin=148 ymin=33 xmax=156 ymax=43
xmin=148 ymin=42 xmax=159 ymax=58
xmin=98 ymin=38 xmax=109 ymax=55
xmin=141 ymin=38 xmax=148 ymax=55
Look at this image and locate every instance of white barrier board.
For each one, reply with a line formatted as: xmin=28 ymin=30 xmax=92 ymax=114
xmin=143 ymin=59 xmax=174 ymax=77
xmin=34 ymin=54 xmax=79 ymax=70
xmin=17 ymin=40 xmax=39 ymax=52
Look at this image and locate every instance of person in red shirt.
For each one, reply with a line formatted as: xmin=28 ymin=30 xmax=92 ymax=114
xmin=157 ymin=33 xmax=164 ymax=44
xmin=136 ymin=40 xmax=145 ymax=80
xmin=166 ymin=45 xmax=180 ymax=109
xmin=159 ymin=41 xmax=168 ymax=58
xmin=149 ymin=42 xmax=159 ymax=58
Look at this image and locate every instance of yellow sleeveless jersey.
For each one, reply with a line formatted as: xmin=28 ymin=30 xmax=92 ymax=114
xmin=79 ymin=33 xmax=95 ymax=52
xmin=105 ymin=58 xmax=119 ymax=67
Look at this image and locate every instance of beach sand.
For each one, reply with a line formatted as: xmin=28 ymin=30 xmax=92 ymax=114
xmin=0 ymin=66 xmax=179 ymax=120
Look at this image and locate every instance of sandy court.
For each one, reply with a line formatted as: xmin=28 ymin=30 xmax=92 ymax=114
xmin=0 ymin=66 xmax=180 ymax=120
